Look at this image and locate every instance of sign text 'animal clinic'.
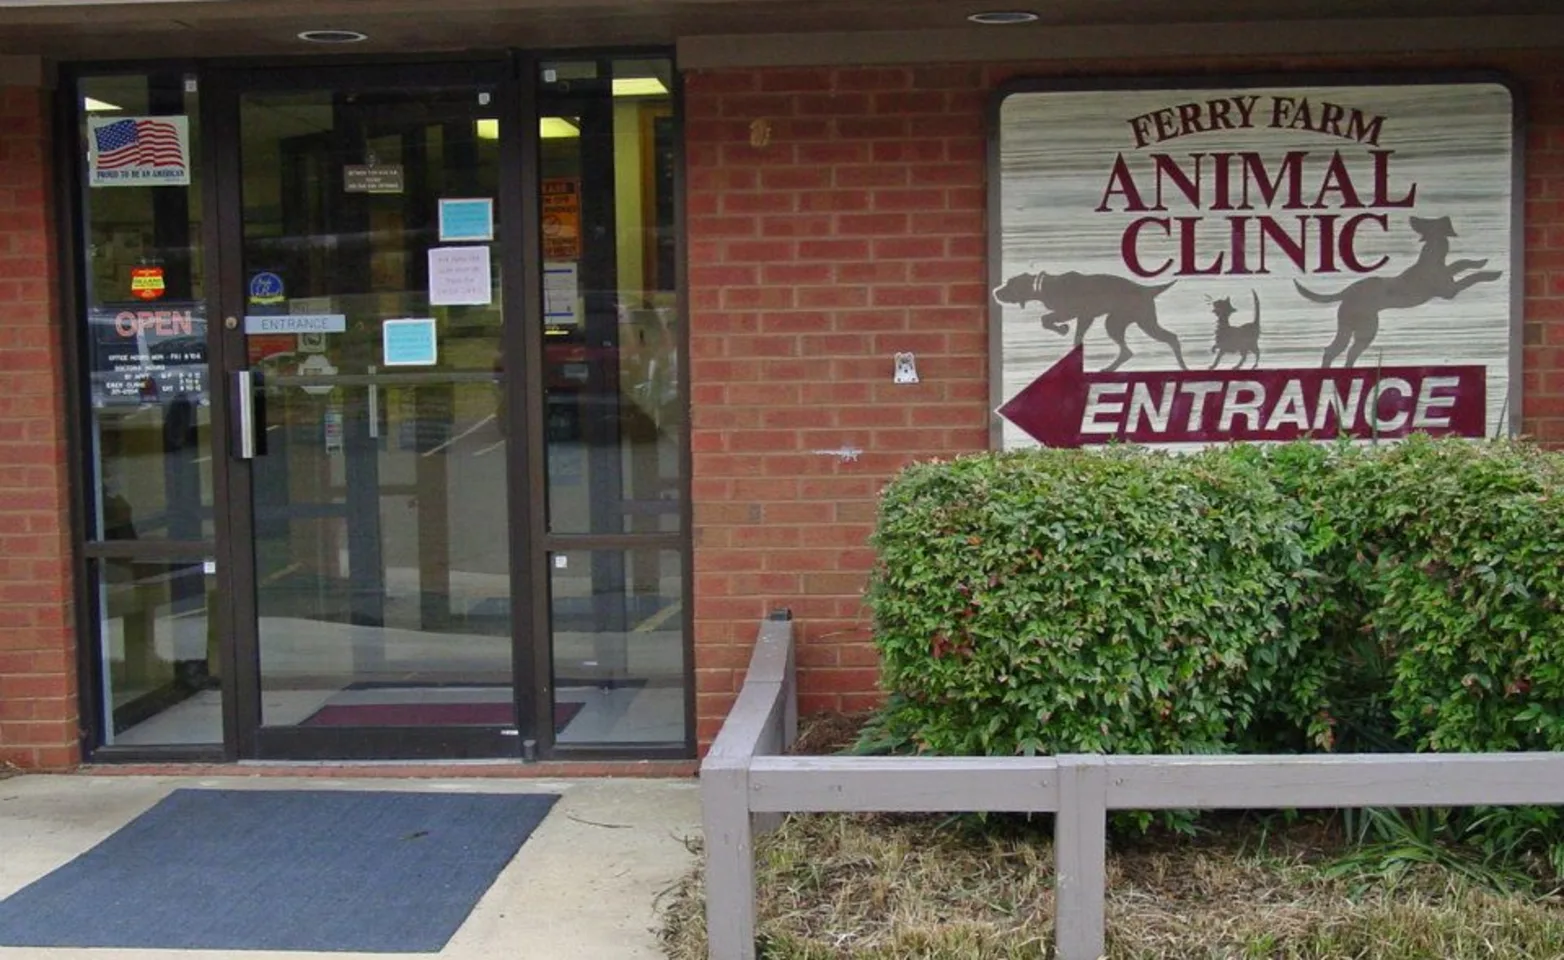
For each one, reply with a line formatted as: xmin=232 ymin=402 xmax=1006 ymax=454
xmin=991 ymin=77 xmax=1519 ymax=450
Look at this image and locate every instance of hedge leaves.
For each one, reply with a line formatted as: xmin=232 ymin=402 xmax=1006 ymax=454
xmin=867 ymin=438 xmax=1564 ymax=761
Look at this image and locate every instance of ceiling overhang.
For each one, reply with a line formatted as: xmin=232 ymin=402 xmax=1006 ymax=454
xmin=0 ymin=0 xmax=1560 ymax=62
xmin=679 ymin=15 xmax=1564 ymax=69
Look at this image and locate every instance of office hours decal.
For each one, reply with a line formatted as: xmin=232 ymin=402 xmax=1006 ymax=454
xmin=990 ymin=78 xmax=1520 ymax=449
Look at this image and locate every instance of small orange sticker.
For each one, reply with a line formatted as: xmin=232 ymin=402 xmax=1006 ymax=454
xmin=130 ymin=266 xmax=165 ymax=301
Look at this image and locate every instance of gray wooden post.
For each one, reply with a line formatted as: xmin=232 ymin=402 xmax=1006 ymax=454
xmin=781 ymin=636 xmax=798 ymax=752
xmin=750 ymin=700 xmax=785 ymax=837
xmin=702 ymin=759 xmax=757 ymax=960
xmin=701 ymin=613 xmax=797 ymax=959
xmin=768 ymin=608 xmax=798 ymax=751
xmin=1054 ymin=755 xmax=1108 ymax=960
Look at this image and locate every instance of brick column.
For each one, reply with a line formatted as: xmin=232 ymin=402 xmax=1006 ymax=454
xmin=684 ymin=66 xmax=992 ymax=748
xmin=0 ymin=78 xmax=80 ymax=771
xmin=1520 ymin=69 xmax=1564 ymax=446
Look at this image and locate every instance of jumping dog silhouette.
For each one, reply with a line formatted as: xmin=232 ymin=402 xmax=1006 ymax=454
xmin=1295 ymin=216 xmax=1503 ymax=367
xmin=992 ymin=270 xmax=1186 ymax=372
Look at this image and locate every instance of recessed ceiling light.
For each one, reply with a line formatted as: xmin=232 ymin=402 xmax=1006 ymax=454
xmin=967 ymin=10 xmax=1039 ymax=24
xmin=297 ymin=29 xmax=368 ymax=44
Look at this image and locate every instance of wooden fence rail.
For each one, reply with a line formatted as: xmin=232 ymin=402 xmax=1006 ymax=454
xmin=700 ymin=614 xmax=1564 ymax=960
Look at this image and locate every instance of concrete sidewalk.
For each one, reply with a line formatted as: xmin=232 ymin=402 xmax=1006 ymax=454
xmin=0 ymin=773 xmax=698 ymax=960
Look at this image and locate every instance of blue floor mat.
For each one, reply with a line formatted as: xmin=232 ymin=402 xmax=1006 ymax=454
xmin=0 ymin=788 xmax=558 ymax=952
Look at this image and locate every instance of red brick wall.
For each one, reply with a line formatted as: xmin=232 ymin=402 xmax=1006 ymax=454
xmin=685 ymin=54 xmax=1564 ymax=750
xmin=684 ymin=66 xmax=992 ymax=744
xmin=0 ymin=86 xmax=78 ymax=771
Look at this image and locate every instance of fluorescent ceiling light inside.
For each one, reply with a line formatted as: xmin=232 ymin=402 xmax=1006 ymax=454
xmin=474 ymin=118 xmax=581 ymax=140
xmin=83 ymin=97 xmax=122 ymax=112
xmin=612 ymin=77 xmax=667 ymax=98
xmin=540 ymin=117 xmax=580 ymax=139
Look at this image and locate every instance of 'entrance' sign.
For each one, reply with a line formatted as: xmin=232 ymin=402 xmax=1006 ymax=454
xmin=991 ymin=77 xmax=1519 ymax=449
xmin=244 ymin=314 xmax=347 ymax=334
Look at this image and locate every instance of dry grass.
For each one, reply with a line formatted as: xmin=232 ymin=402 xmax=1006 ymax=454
xmin=787 ymin=711 xmax=874 ymax=757
xmin=661 ymin=714 xmax=1564 ymax=958
xmin=659 ymin=814 xmax=1564 ymax=959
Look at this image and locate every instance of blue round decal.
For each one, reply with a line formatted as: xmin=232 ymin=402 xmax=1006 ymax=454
xmin=248 ymin=272 xmax=285 ymax=305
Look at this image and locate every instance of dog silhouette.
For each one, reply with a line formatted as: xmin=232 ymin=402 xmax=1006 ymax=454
xmin=1209 ymin=291 xmax=1261 ymax=369
xmin=1295 ymin=216 xmax=1503 ymax=367
xmin=993 ymin=270 xmax=1185 ymax=372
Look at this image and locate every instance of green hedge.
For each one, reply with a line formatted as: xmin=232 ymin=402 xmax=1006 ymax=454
xmin=1326 ymin=441 xmax=1564 ymax=753
xmin=867 ymin=445 xmax=1321 ymax=756
xmin=866 ymin=437 xmax=1564 ymax=760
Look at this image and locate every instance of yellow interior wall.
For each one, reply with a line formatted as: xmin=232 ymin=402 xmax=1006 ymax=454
xmin=614 ymin=100 xmax=646 ymax=303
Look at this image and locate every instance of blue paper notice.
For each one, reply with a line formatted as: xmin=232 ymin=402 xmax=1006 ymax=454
xmin=438 ymin=198 xmax=494 ymax=242
xmin=382 ymin=318 xmax=439 ymax=367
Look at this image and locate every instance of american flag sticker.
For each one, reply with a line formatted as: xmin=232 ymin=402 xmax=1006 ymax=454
xmin=88 ymin=115 xmax=191 ymax=187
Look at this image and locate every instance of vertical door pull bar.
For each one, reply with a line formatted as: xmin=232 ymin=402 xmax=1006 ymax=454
xmin=231 ymin=369 xmax=267 ymax=459
xmin=367 ymin=364 xmax=380 ymax=439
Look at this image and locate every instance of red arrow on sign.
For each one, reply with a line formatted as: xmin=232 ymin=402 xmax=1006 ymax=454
xmin=999 ymin=346 xmax=1488 ymax=447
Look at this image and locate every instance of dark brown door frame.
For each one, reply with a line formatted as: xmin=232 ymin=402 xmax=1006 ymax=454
xmin=204 ymin=59 xmax=539 ymax=760
xmin=506 ymin=51 xmax=552 ymax=759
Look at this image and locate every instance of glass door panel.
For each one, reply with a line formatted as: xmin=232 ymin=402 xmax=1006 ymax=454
xmin=75 ymin=72 xmax=223 ymax=754
xmin=537 ymin=57 xmax=688 ymax=749
xmin=94 ymin=558 xmax=220 ymax=746
xmin=231 ymin=78 xmax=516 ymax=748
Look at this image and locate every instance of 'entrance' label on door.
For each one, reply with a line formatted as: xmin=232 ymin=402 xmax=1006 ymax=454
xmin=244 ymin=314 xmax=347 ymax=334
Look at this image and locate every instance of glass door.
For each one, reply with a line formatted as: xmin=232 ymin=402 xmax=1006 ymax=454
xmin=73 ymin=71 xmax=225 ymax=758
xmin=210 ymin=64 xmax=528 ymax=759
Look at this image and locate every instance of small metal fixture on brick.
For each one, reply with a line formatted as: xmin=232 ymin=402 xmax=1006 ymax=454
xmin=893 ymin=352 xmax=920 ymax=384
xmin=811 ymin=446 xmax=863 ymax=464
xmin=967 ymin=10 xmax=1039 ymax=24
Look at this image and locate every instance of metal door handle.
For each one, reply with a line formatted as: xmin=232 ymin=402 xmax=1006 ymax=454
xmin=231 ymin=369 xmax=267 ymax=459
xmin=367 ymin=364 xmax=380 ymax=439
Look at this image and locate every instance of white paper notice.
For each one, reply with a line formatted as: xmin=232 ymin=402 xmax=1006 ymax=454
xmin=543 ymin=260 xmax=581 ymax=325
xmin=428 ymin=245 xmax=492 ymax=306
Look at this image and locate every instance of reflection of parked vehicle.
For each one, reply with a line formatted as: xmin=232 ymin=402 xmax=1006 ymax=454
xmin=543 ymin=305 xmax=679 ymax=429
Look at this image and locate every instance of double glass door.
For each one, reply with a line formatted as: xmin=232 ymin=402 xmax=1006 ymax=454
xmin=77 ymin=56 xmax=688 ymax=762
xmin=214 ymin=65 xmax=527 ymax=758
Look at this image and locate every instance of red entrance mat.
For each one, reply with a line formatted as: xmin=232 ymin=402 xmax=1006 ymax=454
xmin=301 ymin=700 xmax=583 ymax=731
